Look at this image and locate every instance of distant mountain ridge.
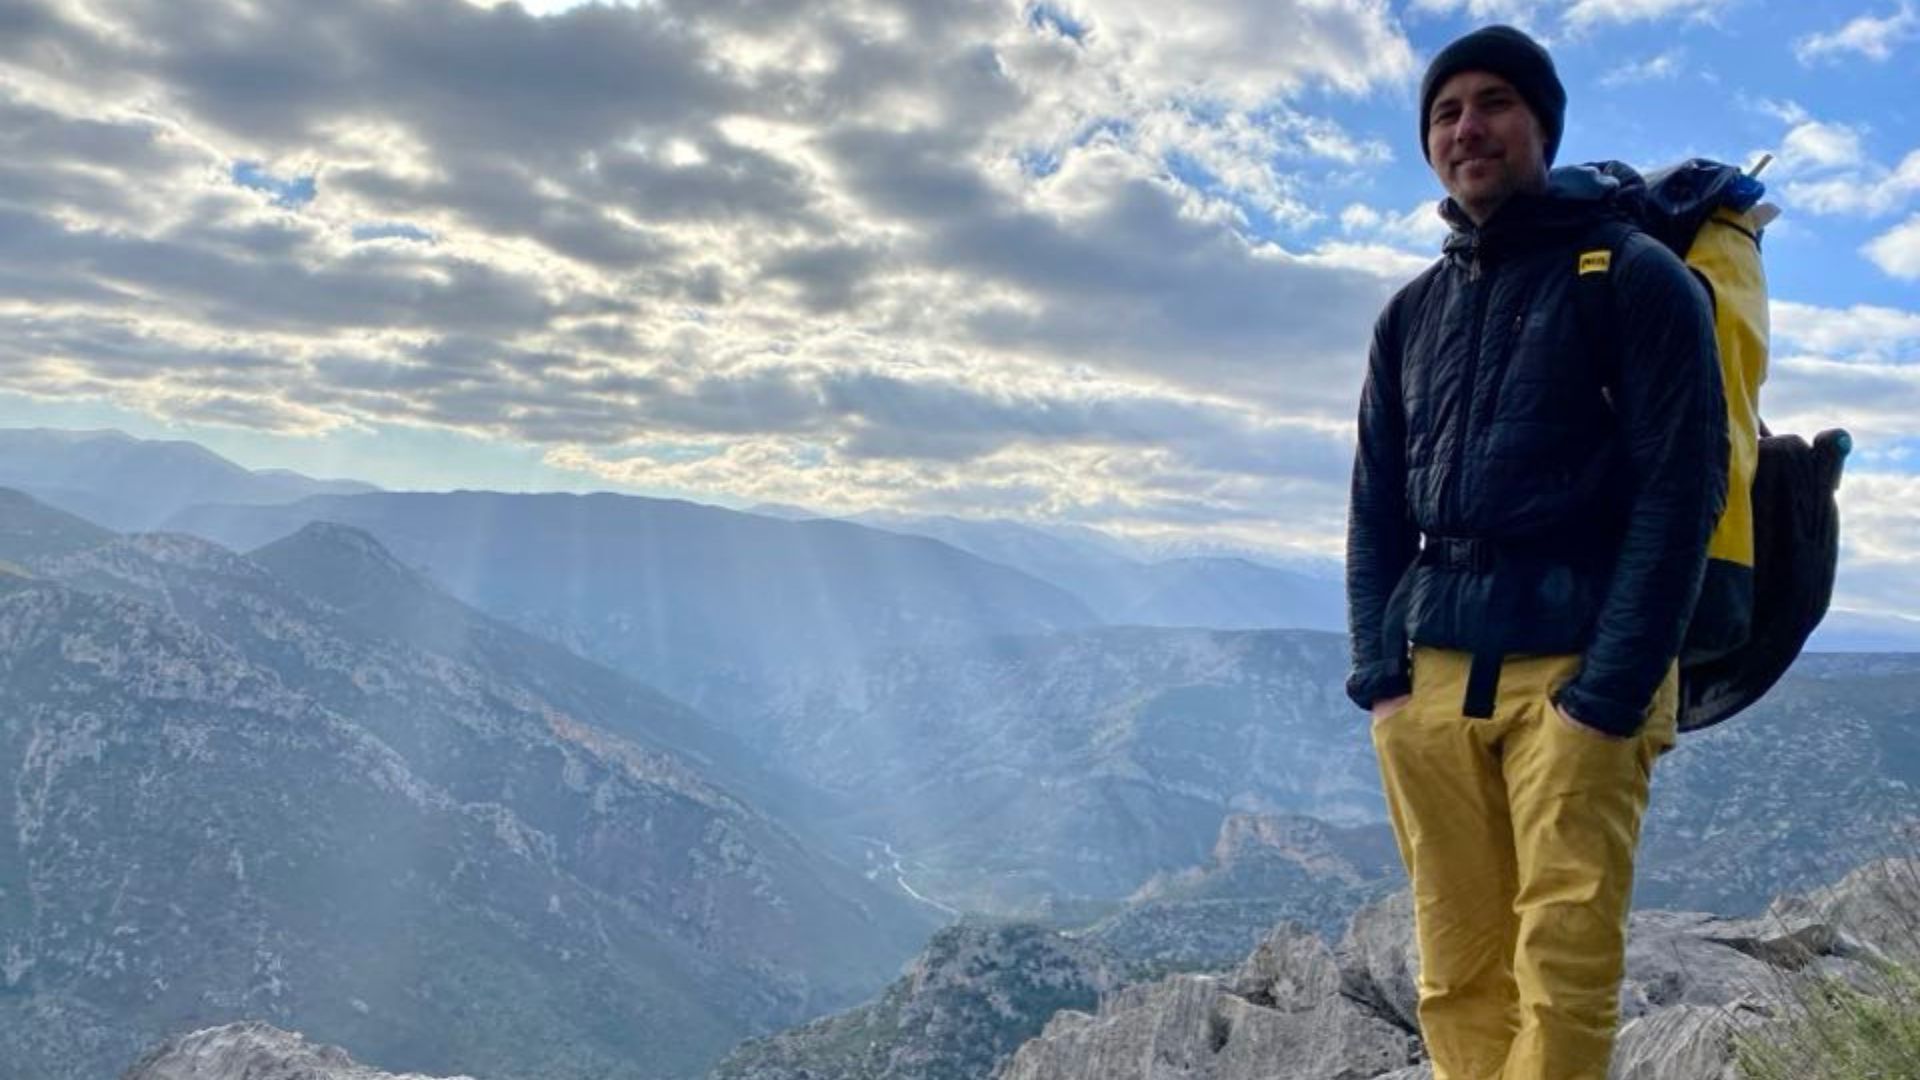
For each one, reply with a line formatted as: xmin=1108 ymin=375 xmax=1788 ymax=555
xmin=0 ymin=428 xmax=375 ymax=530
xmin=835 ymin=510 xmax=1345 ymax=632
xmin=12 ymin=426 xmax=1900 ymax=648
xmin=1806 ymin=608 xmax=1920 ymax=652
xmin=164 ymin=490 xmax=1101 ymax=715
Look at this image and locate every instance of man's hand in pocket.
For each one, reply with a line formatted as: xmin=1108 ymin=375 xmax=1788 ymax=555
xmin=1372 ymin=694 xmax=1413 ymax=722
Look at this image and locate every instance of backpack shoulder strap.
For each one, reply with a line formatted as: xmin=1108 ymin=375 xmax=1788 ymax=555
xmin=1574 ymin=221 xmax=1635 ymax=394
xmin=1574 ymin=220 xmax=1718 ymax=397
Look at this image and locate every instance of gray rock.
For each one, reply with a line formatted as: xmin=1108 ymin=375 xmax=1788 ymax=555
xmin=123 ymin=1021 xmax=474 ymax=1080
xmin=1618 ymin=910 xmax=1783 ymax=1019
xmin=1773 ymin=856 xmax=1920 ymax=964
xmin=712 ymin=920 xmax=1114 ymax=1080
xmin=1609 ymin=1004 xmax=1769 ymax=1080
xmin=995 ymin=923 xmax=1420 ymax=1079
xmin=1333 ymin=890 xmax=1421 ymax=1033
xmin=994 ymin=855 xmax=1920 ymax=1080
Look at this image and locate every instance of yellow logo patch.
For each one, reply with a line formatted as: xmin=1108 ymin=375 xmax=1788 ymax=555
xmin=1578 ymin=250 xmax=1612 ymax=275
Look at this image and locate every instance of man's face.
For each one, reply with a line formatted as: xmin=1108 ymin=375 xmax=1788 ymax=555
xmin=1426 ymin=70 xmax=1549 ymax=225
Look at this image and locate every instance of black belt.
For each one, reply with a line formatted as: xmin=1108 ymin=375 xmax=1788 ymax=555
xmin=1417 ymin=535 xmax=1526 ymax=719
xmin=1419 ymin=535 xmax=1497 ymax=574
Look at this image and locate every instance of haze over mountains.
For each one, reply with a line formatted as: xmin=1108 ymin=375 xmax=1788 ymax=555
xmin=4 ymin=426 xmax=1918 ymax=1080
xmin=754 ymin=506 xmax=1349 ymax=631
xmin=0 ymin=428 xmax=376 ymax=531
xmin=167 ymin=490 xmax=1104 ymax=719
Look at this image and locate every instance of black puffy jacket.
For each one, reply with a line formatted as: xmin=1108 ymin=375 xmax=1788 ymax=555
xmin=1345 ymin=167 xmax=1728 ymax=736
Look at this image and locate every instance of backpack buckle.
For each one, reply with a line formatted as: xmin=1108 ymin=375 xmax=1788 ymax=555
xmin=1421 ymin=536 xmax=1495 ymax=573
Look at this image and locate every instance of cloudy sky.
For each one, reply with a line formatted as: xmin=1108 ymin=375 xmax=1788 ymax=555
xmin=1 ymin=0 xmax=1916 ymax=614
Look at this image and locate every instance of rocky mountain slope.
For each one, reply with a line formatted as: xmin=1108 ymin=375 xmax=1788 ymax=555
xmin=757 ymin=628 xmax=1919 ymax=919
xmin=1638 ymin=651 xmax=1920 ymax=913
xmin=711 ymin=921 xmax=1118 ymax=1080
xmin=246 ymin=521 xmax=834 ymax=832
xmin=1085 ymin=813 xmax=1403 ymax=973
xmin=0 ymin=495 xmax=932 ymax=1080
xmin=758 ymin=627 xmax=1375 ymax=912
xmin=0 ymin=485 xmax=115 ymax=563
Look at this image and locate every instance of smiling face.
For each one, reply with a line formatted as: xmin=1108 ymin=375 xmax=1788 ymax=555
xmin=1425 ymin=70 xmax=1550 ymax=226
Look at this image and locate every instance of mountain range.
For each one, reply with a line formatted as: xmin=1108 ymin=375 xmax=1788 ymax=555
xmin=0 ymin=491 xmax=931 ymax=1080
xmin=3 ymin=427 xmax=1917 ymax=1080
xmin=0 ymin=427 xmax=375 ymax=531
xmin=165 ymin=491 xmax=1101 ymax=721
xmin=762 ymin=506 xmax=1348 ymax=633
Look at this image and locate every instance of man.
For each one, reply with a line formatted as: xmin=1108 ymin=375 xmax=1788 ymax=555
xmin=1345 ymin=25 xmax=1727 ymax=1080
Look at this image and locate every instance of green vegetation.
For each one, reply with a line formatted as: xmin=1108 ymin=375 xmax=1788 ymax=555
xmin=1735 ymin=960 xmax=1920 ymax=1079
xmin=1736 ymin=857 xmax=1920 ymax=1080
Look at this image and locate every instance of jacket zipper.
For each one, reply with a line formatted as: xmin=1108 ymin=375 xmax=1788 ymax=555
xmin=1454 ymin=236 xmax=1491 ymax=519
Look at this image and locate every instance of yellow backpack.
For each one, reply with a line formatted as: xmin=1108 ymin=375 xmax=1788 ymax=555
xmin=1579 ymin=158 xmax=1849 ymax=731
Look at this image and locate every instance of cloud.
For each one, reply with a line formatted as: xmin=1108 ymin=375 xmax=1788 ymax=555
xmin=1864 ymin=213 xmax=1920 ymax=280
xmin=1407 ymin=0 xmax=1553 ymax=25
xmin=1766 ymin=355 xmax=1920 ymax=453
xmin=1779 ymin=120 xmax=1867 ymax=172
xmin=0 ymin=0 xmax=1511 ymax=547
xmin=1833 ymin=471 xmax=1920 ymax=615
xmin=1766 ymin=116 xmax=1920 ymax=218
xmin=1782 ymin=149 xmax=1920 ymax=218
xmin=1339 ymin=200 xmax=1450 ymax=251
xmin=1010 ymin=0 xmax=1416 ymax=108
xmin=1562 ymin=0 xmax=1725 ymax=27
xmin=1410 ymin=0 xmax=1725 ymax=29
xmin=1598 ymin=48 xmax=1685 ymax=88
xmin=1763 ymin=298 xmax=1920 ymax=449
xmin=1773 ymin=300 xmax=1920 ymax=362
xmin=1794 ymin=3 xmax=1919 ymax=65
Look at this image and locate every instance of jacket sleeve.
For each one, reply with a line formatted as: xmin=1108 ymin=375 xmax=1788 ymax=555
xmin=1554 ymin=236 xmax=1728 ymax=736
xmin=1345 ymin=303 xmax=1421 ymax=712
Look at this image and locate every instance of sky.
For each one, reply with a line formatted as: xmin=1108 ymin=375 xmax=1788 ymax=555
xmin=0 ymin=0 xmax=1916 ymax=616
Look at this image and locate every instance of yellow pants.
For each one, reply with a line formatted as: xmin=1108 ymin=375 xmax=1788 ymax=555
xmin=1370 ymin=647 xmax=1678 ymax=1080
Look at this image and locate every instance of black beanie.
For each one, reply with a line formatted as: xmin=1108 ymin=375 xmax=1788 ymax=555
xmin=1419 ymin=25 xmax=1566 ymax=166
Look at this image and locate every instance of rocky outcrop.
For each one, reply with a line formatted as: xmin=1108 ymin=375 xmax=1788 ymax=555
xmin=712 ymin=920 xmax=1117 ymax=1080
xmin=993 ymin=858 xmax=1920 ymax=1080
xmin=123 ymin=1021 xmax=473 ymax=1080
xmin=998 ymin=920 xmax=1419 ymax=1080
xmin=1087 ymin=814 xmax=1402 ymax=972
